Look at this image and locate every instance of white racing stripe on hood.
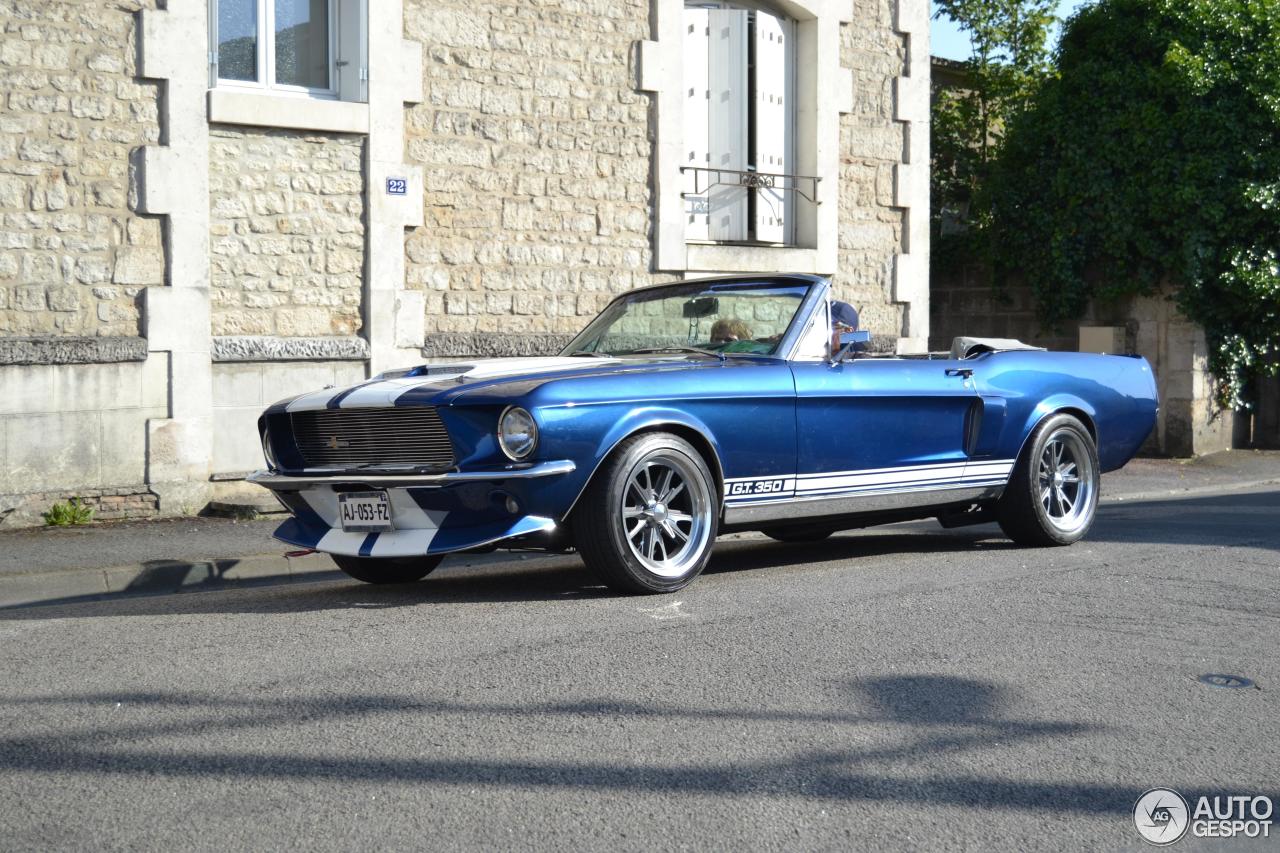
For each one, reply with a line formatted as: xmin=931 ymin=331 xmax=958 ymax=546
xmin=284 ymin=356 xmax=616 ymax=412
xmin=445 ymin=356 xmax=613 ymax=382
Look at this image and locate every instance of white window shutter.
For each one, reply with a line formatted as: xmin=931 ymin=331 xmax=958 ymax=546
xmin=708 ymin=8 xmax=747 ymax=242
xmin=207 ymin=2 xmax=218 ymax=88
xmin=683 ymin=7 xmax=710 ymax=242
xmin=335 ymin=0 xmax=367 ymax=103
xmin=753 ymin=11 xmax=792 ymax=244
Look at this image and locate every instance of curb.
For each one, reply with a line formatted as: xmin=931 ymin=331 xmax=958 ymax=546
xmin=1098 ymin=477 xmax=1280 ymax=505
xmin=0 ymin=553 xmax=332 ymax=609
xmin=2 ymin=478 xmax=1277 ymax=609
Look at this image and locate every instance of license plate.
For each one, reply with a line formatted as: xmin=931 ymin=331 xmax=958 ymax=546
xmin=338 ymin=491 xmax=393 ymax=532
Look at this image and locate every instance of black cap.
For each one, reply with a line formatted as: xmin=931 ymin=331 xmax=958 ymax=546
xmin=832 ymin=301 xmax=859 ymax=330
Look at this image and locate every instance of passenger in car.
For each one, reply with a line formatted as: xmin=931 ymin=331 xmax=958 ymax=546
xmin=710 ymin=317 xmax=752 ymax=344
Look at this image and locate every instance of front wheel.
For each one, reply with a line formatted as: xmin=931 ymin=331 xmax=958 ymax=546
xmin=331 ymin=554 xmax=443 ymax=584
xmin=997 ymin=413 xmax=1100 ymax=546
xmin=575 ymin=432 xmax=719 ymax=594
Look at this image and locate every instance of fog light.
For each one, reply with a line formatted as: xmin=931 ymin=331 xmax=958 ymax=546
xmin=505 ymin=496 xmax=520 ymax=515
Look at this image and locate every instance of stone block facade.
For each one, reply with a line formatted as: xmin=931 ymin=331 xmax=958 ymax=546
xmin=0 ymin=0 xmax=162 ymax=339
xmin=838 ymin=0 xmax=907 ymax=337
xmin=402 ymin=0 xmax=666 ymax=338
xmin=0 ymin=0 xmax=930 ymax=527
xmin=209 ymin=127 xmax=366 ymax=338
xmin=401 ymin=0 xmax=919 ymax=344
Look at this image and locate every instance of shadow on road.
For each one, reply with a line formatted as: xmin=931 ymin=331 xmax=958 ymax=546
xmin=0 ymin=529 xmax=1019 ymax=619
xmin=0 ymin=674 xmax=1200 ymax=815
xmin=3 ymin=488 xmax=1275 ymax=619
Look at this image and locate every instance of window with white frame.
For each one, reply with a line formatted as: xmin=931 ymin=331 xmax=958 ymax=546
xmin=683 ymin=1 xmax=798 ymax=245
xmin=210 ymin=0 xmax=367 ymax=102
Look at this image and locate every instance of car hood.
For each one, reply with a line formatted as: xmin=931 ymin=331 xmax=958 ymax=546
xmin=275 ymin=355 xmax=739 ymax=412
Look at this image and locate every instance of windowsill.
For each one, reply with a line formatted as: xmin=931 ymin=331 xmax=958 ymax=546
xmin=685 ymin=242 xmax=825 ymax=275
xmin=685 ymin=239 xmax=805 ymax=249
xmin=207 ymin=89 xmax=369 ymax=135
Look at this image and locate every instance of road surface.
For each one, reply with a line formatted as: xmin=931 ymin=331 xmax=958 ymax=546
xmin=1 ymin=487 xmax=1276 ymax=850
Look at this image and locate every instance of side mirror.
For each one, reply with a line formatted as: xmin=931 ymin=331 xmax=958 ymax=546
xmin=831 ymin=330 xmax=870 ymax=363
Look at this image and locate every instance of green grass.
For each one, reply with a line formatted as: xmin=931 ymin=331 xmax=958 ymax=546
xmin=43 ymin=497 xmax=95 ymax=527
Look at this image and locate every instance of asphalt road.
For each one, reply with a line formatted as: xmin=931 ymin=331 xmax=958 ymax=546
xmin=1 ymin=487 xmax=1276 ymax=851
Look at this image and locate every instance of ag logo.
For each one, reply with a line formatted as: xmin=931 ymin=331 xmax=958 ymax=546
xmin=1134 ymin=788 xmax=1190 ymax=845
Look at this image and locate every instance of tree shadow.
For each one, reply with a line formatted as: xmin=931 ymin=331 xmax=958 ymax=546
xmin=2 ymin=675 xmax=1268 ymax=816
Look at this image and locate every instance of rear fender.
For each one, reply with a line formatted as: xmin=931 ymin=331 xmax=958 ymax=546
xmin=1012 ymin=395 xmax=1099 ymax=464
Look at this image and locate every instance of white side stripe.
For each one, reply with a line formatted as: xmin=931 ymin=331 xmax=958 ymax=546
xmin=723 ymin=460 xmax=1016 ymax=503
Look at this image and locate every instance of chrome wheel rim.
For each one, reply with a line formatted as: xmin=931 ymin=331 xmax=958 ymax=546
xmin=620 ymin=450 xmax=713 ymax=579
xmin=1038 ymin=428 xmax=1096 ymax=534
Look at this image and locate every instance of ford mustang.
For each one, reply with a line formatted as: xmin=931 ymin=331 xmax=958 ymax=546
xmin=249 ymin=274 xmax=1158 ymax=593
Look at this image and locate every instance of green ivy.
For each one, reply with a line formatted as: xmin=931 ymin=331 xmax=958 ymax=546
xmin=988 ymin=0 xmax=1280 ymax=407
xmin=931 ymin=0 xmax=1057 ymax=266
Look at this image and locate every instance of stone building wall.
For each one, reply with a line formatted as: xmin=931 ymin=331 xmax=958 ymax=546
xmin=208 ymin=126 xmax=366 ymax=338
xmin=1 ymin=0 xmax=928 ymax=526
xmin=836 ymin=0 xmax=906 ymax=337
xmin=929 ymin=262 xmax=1075 ymax=353
xmin=402 ymin=0 xmax=657 ymax=341
xmin=0 ymin=0 xmax=162 ymax=338
xmin=401 ymin=0 xmax=914 ymax=348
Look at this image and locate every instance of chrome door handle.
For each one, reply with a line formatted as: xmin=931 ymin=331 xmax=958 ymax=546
xmin=946 ymin=368 xmax=974 ymax=378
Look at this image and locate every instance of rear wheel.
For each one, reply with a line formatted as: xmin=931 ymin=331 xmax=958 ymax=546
xmin=575 ymin=432 xmax=719 ymax=594
xmin=331 ymin=554 xmax=443 ymax=584
xmin=997 ymin=413 xmax=1099 ymax=546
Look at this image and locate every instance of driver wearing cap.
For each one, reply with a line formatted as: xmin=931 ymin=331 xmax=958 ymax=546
xmin=830 ymin=300 xmax=861 ymax=355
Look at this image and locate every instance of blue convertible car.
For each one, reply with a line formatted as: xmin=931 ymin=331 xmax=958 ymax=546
xmin=250 ymin=275 xmax=1158 ymax=593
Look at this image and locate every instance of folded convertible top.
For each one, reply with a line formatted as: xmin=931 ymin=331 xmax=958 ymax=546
xmin=950 ymin=337 xmax=1047 ymax=360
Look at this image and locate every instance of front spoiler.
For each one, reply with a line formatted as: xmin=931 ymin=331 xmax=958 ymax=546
xmin=250 ymin=460 xmax=575 ymax=558
xmin=272 ymin=514 xmax=558 ymax=558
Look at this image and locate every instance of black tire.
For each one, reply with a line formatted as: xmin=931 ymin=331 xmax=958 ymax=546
xmin=997 ymin=413 xmax=1100 ymax=547
xmin=763 ymin=527 xmax=835 ymax=543
xmin=331 ymin=554 xmax=444 ymax=584
xmin=575 ymin=432 xmax=719 ymax=594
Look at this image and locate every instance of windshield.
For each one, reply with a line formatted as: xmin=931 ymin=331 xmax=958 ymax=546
xmin=561 ymin=281 xmax=813 ymax=357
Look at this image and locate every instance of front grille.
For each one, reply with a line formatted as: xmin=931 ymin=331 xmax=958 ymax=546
xmin=288 ymin=407 xmax=455 ymax=470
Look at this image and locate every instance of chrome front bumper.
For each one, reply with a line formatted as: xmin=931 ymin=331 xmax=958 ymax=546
xmin=247 ymin=459 xmax=577 ymax=490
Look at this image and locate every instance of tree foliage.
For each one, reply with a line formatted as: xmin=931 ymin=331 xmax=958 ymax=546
xmin=989 ymin=0 xmax=1280 ymax=406
xmin=931 ymin=0 xmax=1057 ymax=258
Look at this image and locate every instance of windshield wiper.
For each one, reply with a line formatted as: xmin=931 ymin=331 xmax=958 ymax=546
xmin=629 ymin=346 xmax=725 ymax=361
xmin=567 ymin=350 xmax=612 ymax=358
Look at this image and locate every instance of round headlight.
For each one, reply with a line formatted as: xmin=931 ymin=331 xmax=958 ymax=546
xmin=261 ymin=428 xmax=278 ymax=471
xmin=498 ymin=406 xmax=539 ymax=461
